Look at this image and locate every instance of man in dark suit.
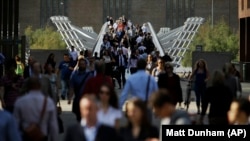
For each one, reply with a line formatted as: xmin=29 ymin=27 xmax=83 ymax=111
xmin=115 ymin=49 xmax=127 ymax=89
xmin=64 ymin=94 xmax=121 ymax=141
xmin=23 ymin=56 xmax=35 ymax=79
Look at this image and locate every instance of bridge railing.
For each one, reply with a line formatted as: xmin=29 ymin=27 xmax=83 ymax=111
xmin=92 ymin=22 xmax=108 ymax=56
xmin=147 ymin=22 xmax=165 ymax=56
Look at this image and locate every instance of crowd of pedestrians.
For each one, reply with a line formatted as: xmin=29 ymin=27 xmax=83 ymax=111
xmin=0 ymin=15 xmax=250 ymax=141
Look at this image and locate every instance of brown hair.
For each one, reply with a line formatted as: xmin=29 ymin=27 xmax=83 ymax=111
xmin=125 ymin=98 xmax=150 ymax=128
xmin=98 ymin=83 xmax=118 ymax=109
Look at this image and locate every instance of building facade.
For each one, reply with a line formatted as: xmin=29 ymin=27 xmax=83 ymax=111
xmin=239 ymin=0 xmax=250 ymax=62
xmin=19 ymin=0 xmax=239 ymax=35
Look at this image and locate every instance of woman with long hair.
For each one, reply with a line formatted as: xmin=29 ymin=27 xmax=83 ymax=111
xmin=158 ymin=62 xmax=183 ymax=107
xmin=119 ymin=98 xmax=159 ymax=141
xmin=189 ymin=59 xmax=209 ymax=114
xmin=44 ymin=53 xmax=56 ymax=74
xmin=44 ymin=64 xmax=60 ymax=104
xmin=146 ymin=54 xmax=156 ymax=75
xmin=97 ymin=83 xmax=122 ymax=130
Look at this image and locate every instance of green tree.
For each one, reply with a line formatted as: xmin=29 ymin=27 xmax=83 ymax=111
xmin=24 ymin=26 xmax=66 ymax=50
xmin=182 ymin=18 xmax=239 ymax=67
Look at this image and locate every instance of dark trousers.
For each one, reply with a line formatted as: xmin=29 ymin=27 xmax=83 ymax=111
xmin=72 ymin=98 xmax=81 ymax=122
xmin=117 ymin=66 xmax=126 ymax=88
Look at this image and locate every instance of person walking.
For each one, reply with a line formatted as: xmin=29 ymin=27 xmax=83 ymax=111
xmin=68 ymin=58 xmax=94 ymax=122
xmin=188 ymin=59 xmax=209 ymax=114
xmin=14 ymin=77 xmax=58 ymax=141
xmin=115 ymin=49 xmax=128 ymax=89
xmin=120 ymin=59 xmax=158 ymax=109
xmin=158 ymin=62 xmax=183 ymax=107
xmin=200 ymin=70 xmax=233 ymax=125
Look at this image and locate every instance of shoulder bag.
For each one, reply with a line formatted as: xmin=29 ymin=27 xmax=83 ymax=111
xmin=24 ymin=96 xmax=47 ymax=141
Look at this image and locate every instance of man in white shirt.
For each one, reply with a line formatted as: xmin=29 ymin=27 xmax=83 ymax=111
xmin=69 ymin=46 xmax=78 ymax=67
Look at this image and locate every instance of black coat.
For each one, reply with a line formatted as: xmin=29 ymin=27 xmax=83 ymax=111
xmin=158 ymin=73 xmax=183 ymax=104
xmin=115 ymin=54 xmax=128 ymax=67
xmin=64 ymin=124 xmax=121 ymax=141
xmin=119 ymin=125 xmax=159 ymax=141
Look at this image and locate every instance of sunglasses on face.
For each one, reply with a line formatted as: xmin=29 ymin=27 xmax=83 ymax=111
xmin=99 ymin=90 xmax=110 ymax=95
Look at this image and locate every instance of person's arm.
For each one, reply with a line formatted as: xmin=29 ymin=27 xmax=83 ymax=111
xmin=0 ymin=86 xmax=5 ymax=108
xmin=7 ymin=114 xmax=22 ymax=141
xmin=176 ymin=75 xmax=183 ymax=103
xmin=68 ymin=77 xmax=75 ymax=104
xmin=48 ymin=102 xmax=59 ymax=141
xmin=114 ymin=118 xmax=120 ymax=131
xmin=188 ymin=70 xmax=195 ymax=81
xmin=205 ymin=69 xmax=209 ymax=82
xmin=157 ymin=74 xmax=165 ymax=88
xmin=152 ymin=76 xmax=159 ymax=91
xmin=120 ymin=80 xmax=130 ymax=110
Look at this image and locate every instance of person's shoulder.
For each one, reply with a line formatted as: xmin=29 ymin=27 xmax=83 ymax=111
xmin=66 ymin=123 xmax=82 ymax=132
xmin=148 ymin=125 xmax=159 ymax=131
xmin=0 ymin=110 xmax=12 ymax=119
xmin=14 ymin=94 xmax=27 ymax=105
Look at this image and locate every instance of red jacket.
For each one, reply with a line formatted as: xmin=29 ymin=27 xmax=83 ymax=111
xmin=82 ymin=73 xmax=113 ymax=96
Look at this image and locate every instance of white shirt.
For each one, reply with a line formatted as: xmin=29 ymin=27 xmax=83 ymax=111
xmin=138 ymin=45 xmax=146 ymax=52
xmin=103 ymin=56 xmax=111 ymax=63
xmin=97 ymin=106 xmax=122 ymax=127
xmin=136 ymin=36 xmax=143 ymax=44
xmin=81 ymin=119 xmax=99 ymax=141
xmin=160 ymin=117 xmax=171 ymax=141
xmin=69 ymin=51 xmax=78 ymax=61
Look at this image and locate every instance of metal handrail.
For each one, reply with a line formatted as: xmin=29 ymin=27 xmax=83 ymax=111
xmin=147 ymin=22 xmax=165 ymax=56
xmin=92 ymin=22 xmax=108 ymax=56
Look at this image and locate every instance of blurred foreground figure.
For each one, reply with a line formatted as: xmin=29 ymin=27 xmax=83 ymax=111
xmin=120 ymin=98 xmax=159 ymax=141
xmin=150 ymin=89 xmax=191 ymax=141
xmin=228 ymin=98 xmax=250 ymax=125
xmin=64 ymin=94 xmax=121 ymax=141
xmin=0 ymin=110 xmax=22 ymax=141
xmin=14 ymin=77 xmax=58 ymax=141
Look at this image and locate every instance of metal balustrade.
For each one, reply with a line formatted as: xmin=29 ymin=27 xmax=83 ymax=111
xmin=158 ymin=17 xmax=205 ymax=67
xmin=50 ymin=16 xmax=98 ymax=51
xmin=50 ymin=16 xmax=203 ymax=68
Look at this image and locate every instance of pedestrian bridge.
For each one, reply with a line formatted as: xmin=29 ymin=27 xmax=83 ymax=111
xmin=50 ymin=16 xmax=204 ymax=67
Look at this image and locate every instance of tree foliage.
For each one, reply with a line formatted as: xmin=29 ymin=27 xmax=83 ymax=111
xmin=24 ymin=26 xmax=66 ymax=50
xmin=182 ymin=18 xmax=239 ymax=67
